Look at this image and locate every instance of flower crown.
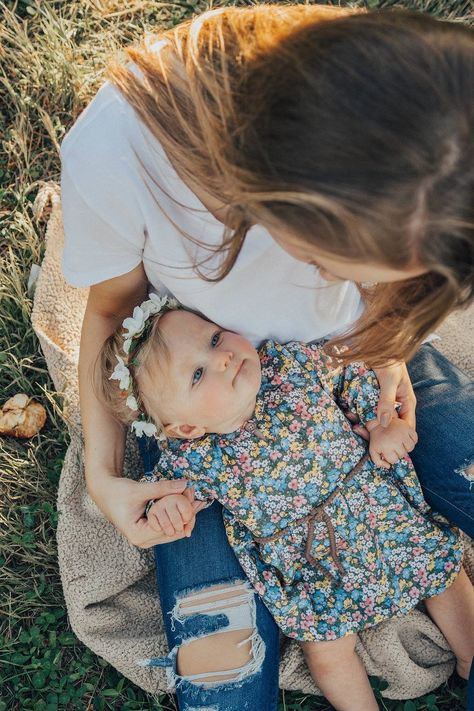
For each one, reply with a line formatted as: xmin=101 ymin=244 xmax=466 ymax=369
xmin=109 ymin=292 xmax=179 ymax=439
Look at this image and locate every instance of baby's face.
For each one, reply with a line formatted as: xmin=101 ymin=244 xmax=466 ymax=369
xmin=147 ymin=311 xmax=262 ymax=437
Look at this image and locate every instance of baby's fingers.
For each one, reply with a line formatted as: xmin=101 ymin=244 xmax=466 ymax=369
xmin=369 ymin=446 xmax=390 ymax=469
xmin=166 ymin=501 xmax=188 ymax=534
xmin=382 ymin=446 xmax=405 ymax=465
xmin=176 ymin=496 xmax=195 ymax=525
xmin=156 ymin=508 xmax=180 ymax=537
xmin=147 ymin=509 xmax=165 ymax=534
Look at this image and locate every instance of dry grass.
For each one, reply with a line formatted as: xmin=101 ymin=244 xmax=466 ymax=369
xmin=0 ymin=1 xmax=471 ymax=709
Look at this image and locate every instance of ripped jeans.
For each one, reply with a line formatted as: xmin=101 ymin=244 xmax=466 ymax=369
xmin=138 ymin=343 xmax=473 ymax=710
xmin=139 ymin=430 xmax=280 ymax=710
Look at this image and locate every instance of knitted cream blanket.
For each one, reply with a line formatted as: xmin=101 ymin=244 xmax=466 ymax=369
xmin=31 ymin=184 xmax=473 ymax=700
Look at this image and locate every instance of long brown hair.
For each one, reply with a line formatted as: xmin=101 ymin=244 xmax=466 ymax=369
xmin=109 ymin=5 xmax=474 ymax=366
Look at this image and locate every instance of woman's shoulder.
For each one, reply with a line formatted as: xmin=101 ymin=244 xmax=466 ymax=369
xmin=62 ymin=82 xmax=130 ymax=165
xmin=60 ymin=79 xmax=168 ymax=199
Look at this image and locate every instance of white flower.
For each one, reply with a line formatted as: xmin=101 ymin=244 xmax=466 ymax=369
xmin=140 ymin=299 xmax=158 ymax=319
xmin=126 ymin=394 xmax=139 ymax=411
xmin=123 ymin=338 xmax=133 ymax=354
xmin=109 ymin=355 xmax=130 ymax=390
xmin=148 ymin=292 xmax=169 ymax=311
xmin=122 ymin=305 xmax=147 ymax=339
xmin=132 ymin=420 xmax=158 ymax=438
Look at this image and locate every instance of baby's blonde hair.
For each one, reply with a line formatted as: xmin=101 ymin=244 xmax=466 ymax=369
xmin=95 ymin=306 xmax=176 ymax=435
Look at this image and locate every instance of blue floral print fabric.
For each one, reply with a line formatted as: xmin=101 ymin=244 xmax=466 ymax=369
xmin=152 ymin=341 xmax=462 ymax=642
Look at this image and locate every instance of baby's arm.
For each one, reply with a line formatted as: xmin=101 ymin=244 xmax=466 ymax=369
xmin=338 ymin=362 xmax=418 ymax=468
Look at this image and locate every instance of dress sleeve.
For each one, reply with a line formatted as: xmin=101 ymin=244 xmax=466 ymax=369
xmin=335 ymin=362 xmax=380 ymax=426
xmin=152 ymin=444 xmax=219 ymax=504
xmin=297 ymin=344 xmax=379 ymax=426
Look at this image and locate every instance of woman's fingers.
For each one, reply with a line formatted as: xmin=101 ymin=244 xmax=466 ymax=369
xmin=342 ymin=410 xmax=370 ymax=441
xmin=140 ymin=478 xmax=188 ymax=504
xmin=375 ymin=373 xmax=398 ymax=428
xmin=182 ymin=484 xmax=195 ymax=503
xmin=397 ymin=390 xmax=417 ymax=430
xmin=130 ymin=517 xmax=183 ymax=548
xmin=183 ymin=520 xmax=195 ymax=537
xmin=374 ymin=362 xmax=417 ymax=430
xmin=352 ymin=423 xmax=370 ymax=441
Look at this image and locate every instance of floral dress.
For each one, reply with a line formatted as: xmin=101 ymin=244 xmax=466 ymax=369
xmin=152 ymin=341 xmax=462 ymax=642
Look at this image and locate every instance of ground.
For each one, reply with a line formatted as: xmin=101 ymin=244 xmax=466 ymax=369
xmin=0 ymin=0 xmax=472 ymax=709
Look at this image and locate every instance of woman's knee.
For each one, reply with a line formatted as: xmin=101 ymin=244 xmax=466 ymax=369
xmin=173 ymin=581 xmax=266 ymax=686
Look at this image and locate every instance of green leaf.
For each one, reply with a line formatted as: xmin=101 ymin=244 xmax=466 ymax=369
xmin=404 ymin=702 xmax=417 ymax=711
xmin=31 ymin=671 xmax=47 ymax=689
xmin=11 ymin=652 xmax=30 ymax=664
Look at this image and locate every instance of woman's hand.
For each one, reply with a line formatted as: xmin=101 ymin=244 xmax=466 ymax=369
xmin=91 ymin=474 xmax=201 ymax=548
xmin=373 ymin=361 xmax=417 ymax=430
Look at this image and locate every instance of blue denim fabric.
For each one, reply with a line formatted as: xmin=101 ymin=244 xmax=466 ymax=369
xmin=139 ymin=435 xmax=280 ymax=711
xmin=406 ymin=344 xmax=474 ymax=537
xmin=406 ymin=345 xmax=474 ymax=710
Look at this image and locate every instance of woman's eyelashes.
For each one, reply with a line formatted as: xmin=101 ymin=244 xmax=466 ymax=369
xmin=192 ymin=331 xmax=223 ymax=386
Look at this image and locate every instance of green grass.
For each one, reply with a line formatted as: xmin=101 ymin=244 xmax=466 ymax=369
xmin=0 ymin=1 xmax=472 ymax=709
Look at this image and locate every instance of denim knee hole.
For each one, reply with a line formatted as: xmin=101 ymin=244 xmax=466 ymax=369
xmin=455 ymin=457 xmax=474 ymax=488
xmin=138 ymin=580 xmax=266 ymax=691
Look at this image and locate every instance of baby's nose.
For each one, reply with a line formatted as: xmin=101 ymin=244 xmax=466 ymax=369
xmin=216 ymin=350 xmax=234 ymax=371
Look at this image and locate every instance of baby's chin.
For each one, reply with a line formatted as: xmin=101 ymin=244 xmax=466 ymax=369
xmin=212 ymin=395 xmax=258 ymax=435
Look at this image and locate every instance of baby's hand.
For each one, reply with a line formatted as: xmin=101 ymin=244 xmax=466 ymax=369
xmin=147 ymin=488 xmax=206 ymax=538
xmin=367 ymin=417 xmax=418 ymax=469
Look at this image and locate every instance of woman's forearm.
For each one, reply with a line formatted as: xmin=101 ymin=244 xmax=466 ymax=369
xmin=78 ymin=305 xmax=126 ymax=496
xmin=77 ymin=289 xmax=198 ymax=547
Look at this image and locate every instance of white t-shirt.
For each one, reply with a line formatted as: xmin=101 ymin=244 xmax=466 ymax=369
xmin=60 ymin=80 xmax=363 ymax=346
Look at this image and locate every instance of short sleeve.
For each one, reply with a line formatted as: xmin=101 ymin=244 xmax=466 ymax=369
xmin=60 ymin=83 xmax=146 ymax=288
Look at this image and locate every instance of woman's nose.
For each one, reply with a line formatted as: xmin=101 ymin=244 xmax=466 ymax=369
xmin=215 ymin=350 xmax=234 ymax=371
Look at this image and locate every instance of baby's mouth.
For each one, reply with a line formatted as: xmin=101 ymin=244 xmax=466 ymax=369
xmin=232 ymin=358 xmax=244 ymax=384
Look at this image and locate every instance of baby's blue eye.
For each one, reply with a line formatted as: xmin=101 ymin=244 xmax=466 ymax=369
xmin=211 ymin=331 xmax=221 ymax=347
xmin=192 ymin=367 xmax=203 ymax=385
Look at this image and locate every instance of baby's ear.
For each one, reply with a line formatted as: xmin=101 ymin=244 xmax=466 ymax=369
xmin=164 ymin=423 xmax=205 ymax=439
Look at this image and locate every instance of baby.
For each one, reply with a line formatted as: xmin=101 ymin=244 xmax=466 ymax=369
xmin=98 ymin=294 xmax=474 ymax=711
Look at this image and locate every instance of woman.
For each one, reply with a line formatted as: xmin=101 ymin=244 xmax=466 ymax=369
xmin=60 ymin=6 xmax=474 ymax=710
